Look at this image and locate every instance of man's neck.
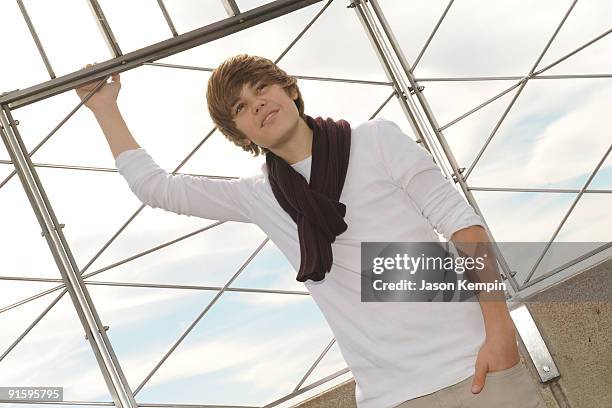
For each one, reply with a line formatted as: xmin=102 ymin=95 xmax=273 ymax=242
xmin=270 ymin=117 xmax=313 ymax=165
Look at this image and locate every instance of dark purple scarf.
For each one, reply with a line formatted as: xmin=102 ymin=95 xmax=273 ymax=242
xmin=265 ymin=115 xmax=351 ymax=282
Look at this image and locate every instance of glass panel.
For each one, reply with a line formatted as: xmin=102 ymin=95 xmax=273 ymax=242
xmin=433 ymin=81 xmax=520 ymax=171
xmin=0 ymin=0 xmax=53 ymax=93
xmin=20 ymin=0 xmax=110 ymax=76
xmin=467 ymin=78 xmax=611 ymax=189
xmin=133 ymin=290 xmax=332 ymax=406
xmin=236 ymin=0 xmax=274 ymax=12
xmin=161 ymin=0 xmax=227 ymax=34
xmin=9 ymin=90 xmax=115 ymax=169
xmin=95 ymin=0 xmax=171 ymax=54
xmin=589 ymin=156 xmax=612 ymax=190
xmin=375 ymin=0 xmax=451 ymax=66
xmin=85 ymin=211 xmax=267 ymax=287
xmin=380 ymin=0 xmax=567 ymax=77
xmin=279 ymin=0 xmax=388 ymax=82
xmin=536 ymin=0 xmax=612 ymax=75
xmin=158 ymin=2 xmax=322 ymax=70
xmin=0 ymin=171 xmax=60 ymax=279
xmin=0 ymin=281 xmax=60 ymax=315
xmin=87 ymin=284 xmax=217 ymax=391
xmin=0 ymin=294 xmax=113 ymax=402
xmin=0 ymin=289 xmax=59 ymax=352
xmin=555 ymin=191 xmax=612 ymax=243
xmin=472 ymin=190 xmax=577 ymax=242
xmin=420 ymin=79 xmax=518 ymax=141
xmin=544 ymin=34 xmax=612 ymax=75
xmin=300 ymin=341 xmax=348 ymax=388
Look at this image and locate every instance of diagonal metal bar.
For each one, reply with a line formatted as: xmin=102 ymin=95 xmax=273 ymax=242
xmin=368 ymin=90 xmax=396 ymax=120
xmin=520 ymin=242 xmax=612 ymax=292
xmin=85 ymin=0 xmax=122 ymax=57
xmin=292 ymin=338 xmax=336 ymax=392
xmin=467 ymin=186 xmax=612 ymax=194
xmin=0 ymin=159 xmax=241 ymax=180
xmin=273 ymin=0 xmax=333 ymax=63
xmin=143 ymin=60 xmax=393 ymax=86
xmin=263 ymin=367 xmax=352 ymax=408
xmin=15 ymin=0 xmax=55 ymax=78
xmin=157 ymin=0 xmax=179 ymax=37
xmin=416 ymin=73 xmax=612 ymax=82
xmin=221 ymin=0 xmax=241 ymax=17
xmin=132 ymin=238 xmax=269 ymax=395
xmin=0 ymin=276 xmax=310 ymax=296
xmin=522 ymin=143 xmax=612 ymax=285
xmin=411 ymin=0 xmax=454 ymax=73
xmin=438 ymin=80 xmax=523 ymax=132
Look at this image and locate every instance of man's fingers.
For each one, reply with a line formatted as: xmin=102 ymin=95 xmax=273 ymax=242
xmin=471 ymin=363 xmax=487 ymax=394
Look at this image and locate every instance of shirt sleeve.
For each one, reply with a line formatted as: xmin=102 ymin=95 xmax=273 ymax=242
xmin=374 ymin=118 xmax=485 ymax=241
xmin=115 ymin=148 xmax=257 ymax=223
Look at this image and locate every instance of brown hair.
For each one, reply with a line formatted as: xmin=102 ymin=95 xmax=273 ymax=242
xmin=206 ymin=54 xmax=306 ymax=157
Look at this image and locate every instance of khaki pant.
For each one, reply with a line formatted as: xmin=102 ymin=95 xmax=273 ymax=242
xmin=395 ymin=360 xmax=547 ymax=408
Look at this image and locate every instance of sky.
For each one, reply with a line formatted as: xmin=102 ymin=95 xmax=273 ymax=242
xmin=0 ymin=0 xmax=611 ymax=407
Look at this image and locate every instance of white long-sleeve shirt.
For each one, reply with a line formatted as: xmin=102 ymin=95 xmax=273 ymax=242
xmin=116 ymin=118 xmax=487 ymax=408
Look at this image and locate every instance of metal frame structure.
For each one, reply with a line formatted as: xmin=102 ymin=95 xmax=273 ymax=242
xmin=0 ymin=0 xmax=610 ymax=407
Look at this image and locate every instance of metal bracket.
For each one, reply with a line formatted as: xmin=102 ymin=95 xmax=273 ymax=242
xmin=85 ymin=325 xmax=110 ymax=341
xmin=0 ymin=119 xmax=18 ymax=130
xmin=41 ymin=223 xmax=65 ymax=237
xmin=510 ymin=304 xmax=561 ymax=383
xmin=451 ymin=167 xmax=466 ymax=183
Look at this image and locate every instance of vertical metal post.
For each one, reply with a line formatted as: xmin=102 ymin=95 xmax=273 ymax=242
xmin=0 ymin=105 xmax=137 ymax=408
xmin=350 ymin=0 xmax=521 ymax=295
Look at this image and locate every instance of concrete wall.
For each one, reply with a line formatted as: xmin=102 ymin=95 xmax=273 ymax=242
xmin=292 ymin=256 xmax=612 ymax=408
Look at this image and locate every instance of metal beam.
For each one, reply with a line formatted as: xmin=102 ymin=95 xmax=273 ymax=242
xmin=15 ymin=0 xmax=55 ymax=78
xmin=86 ymin=0 xmax=122 ymax=57
xmin=0 ymin=105 xmax=137 ymax=407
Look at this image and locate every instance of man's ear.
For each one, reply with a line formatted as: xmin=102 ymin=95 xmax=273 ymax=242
xmin=290 ymin=86 xmax=298 ymax=101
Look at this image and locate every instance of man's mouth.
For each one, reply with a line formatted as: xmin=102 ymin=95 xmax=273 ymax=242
xmin=262 ymin=110 xmax=279 ymax=127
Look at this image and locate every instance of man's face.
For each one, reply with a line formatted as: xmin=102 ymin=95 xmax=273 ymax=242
xmin=231 ymin=81 xmax=300 ymax=150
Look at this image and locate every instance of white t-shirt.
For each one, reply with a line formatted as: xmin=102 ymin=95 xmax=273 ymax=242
xmin=115 ymin=117 xmax=487 ymax=408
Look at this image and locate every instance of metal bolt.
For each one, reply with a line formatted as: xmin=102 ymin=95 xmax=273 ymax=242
xmin=542 ymin=365 xmax=550 ymax=372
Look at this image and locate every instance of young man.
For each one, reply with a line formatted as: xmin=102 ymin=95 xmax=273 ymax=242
xmin=77 ymin=55 xmax=545 ymax=408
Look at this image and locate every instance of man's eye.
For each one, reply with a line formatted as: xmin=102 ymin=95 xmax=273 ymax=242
xmin=235 ymin=104 xmax=243 ymax=114
xmin=257 ymin=84 xmax=266 ymax=91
